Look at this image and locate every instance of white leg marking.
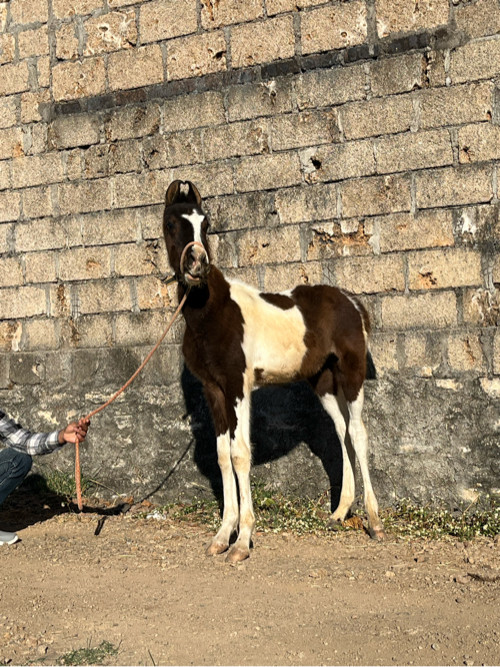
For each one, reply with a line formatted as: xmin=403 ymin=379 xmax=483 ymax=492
xmin=320 ymin=393 xmax=355 ymax=522
xmin=347 ymin=388 xmax=385 ymax=538
xmin=207 ymin=431 xmax=238 ymax=555
xmin=227 ymin=392 xmax=254 ymax=562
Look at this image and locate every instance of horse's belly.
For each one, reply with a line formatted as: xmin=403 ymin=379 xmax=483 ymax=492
xmin=252 ymin=340 xmax=305 ymax=385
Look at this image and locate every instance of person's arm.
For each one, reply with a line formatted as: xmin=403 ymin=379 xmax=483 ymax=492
xmin=0 ymin=411 xmax=89 ymax=456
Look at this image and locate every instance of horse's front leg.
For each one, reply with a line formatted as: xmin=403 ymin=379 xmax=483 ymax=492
xmin=204 ymin=385 xmax=239 ymax=556
xmin=226 ymin=391 xmax=254 ymax=563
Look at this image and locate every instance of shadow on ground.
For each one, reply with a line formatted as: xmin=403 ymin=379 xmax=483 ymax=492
xmin=181 ymin=365 xmax=344 ymax=512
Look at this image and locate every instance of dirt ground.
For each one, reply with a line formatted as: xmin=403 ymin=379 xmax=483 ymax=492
xmin=1 ymin=492 xmax=499 ymax=667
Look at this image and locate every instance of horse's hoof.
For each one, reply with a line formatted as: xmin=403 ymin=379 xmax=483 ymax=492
xmin=206 ymin=541 xmax=229 ymax=556
xmin=327 ymin=518 xmax=344 ymax=531
xmin=226 ymin=546 xmax=250 ymax=563
xmin=369 ymin=526 xmax=386 ymax=541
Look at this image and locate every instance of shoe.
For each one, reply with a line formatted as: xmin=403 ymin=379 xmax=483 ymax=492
xmin=0 ymin=530 xmax=19 ymax=545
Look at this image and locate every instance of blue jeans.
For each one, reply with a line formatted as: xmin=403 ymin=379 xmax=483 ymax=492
xmin=0 ymin=448 xmax=33 ymax=508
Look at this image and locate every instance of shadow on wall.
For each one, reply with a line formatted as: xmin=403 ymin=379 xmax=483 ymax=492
xmin=181 ymin=365 xmax=343 ymax=511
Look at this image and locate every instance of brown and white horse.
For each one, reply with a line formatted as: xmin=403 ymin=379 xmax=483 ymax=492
xmin=163 ymin=180 xmax=385 ymax=562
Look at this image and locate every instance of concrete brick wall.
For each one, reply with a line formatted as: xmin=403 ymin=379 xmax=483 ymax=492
xmin=0 ymin=0 xmax=499 ymax=508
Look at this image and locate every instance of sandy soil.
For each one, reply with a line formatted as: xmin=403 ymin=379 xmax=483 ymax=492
xmin=1 ymin=494 xmax=499 ymax=667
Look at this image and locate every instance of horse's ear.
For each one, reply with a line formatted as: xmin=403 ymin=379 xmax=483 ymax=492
xmin=165 ymin=180 xmax=202 ymax=207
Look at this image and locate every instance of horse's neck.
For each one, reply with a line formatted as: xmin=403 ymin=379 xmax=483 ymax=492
xmin=179 ymin=266 xmax=229 ymax=329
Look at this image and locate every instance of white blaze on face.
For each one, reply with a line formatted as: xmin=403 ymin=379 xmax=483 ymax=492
xmin=182 ymin=210 xmax=205 ymax=245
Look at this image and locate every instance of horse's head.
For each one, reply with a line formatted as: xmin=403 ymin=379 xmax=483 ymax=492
xmin=163 ymin=180 xmax=211 ymax=287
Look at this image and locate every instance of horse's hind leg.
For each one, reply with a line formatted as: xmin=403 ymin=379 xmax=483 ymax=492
xmin=319 ymin=390 xmax=356 ymax=527
xmin=346 ymin=387 xmax=385 ymax=540
xmin=313 ymin=368 xmax=356 ymax=527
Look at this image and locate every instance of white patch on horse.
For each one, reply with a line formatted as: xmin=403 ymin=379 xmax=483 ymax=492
xmin=229 ymin=281 xmax=307 ymax=385
xmin=182 ymin=211 xmax=205 ymax=245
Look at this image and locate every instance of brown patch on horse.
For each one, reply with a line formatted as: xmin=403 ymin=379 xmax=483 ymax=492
xmin=260 ymin=293 xmax=295 ymax=310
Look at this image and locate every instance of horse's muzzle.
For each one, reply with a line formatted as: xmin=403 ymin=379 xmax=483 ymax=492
xmin=181 ymin=242 xmax=210 ymax=286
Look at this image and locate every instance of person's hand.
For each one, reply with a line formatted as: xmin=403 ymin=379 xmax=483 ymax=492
xmin=58 ymin=418 xmax=90 ymax=445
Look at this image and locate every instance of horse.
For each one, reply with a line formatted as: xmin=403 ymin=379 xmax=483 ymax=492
xmin=162 ymin=179 xmax=385 ymax=562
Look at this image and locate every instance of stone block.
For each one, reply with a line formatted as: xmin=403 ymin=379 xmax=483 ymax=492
xmin=49 ymin=113 xmax=101 ymax=149
xmin=24 ymin=319 xmax=58 ymax=350
xmin=55 ymin=23 xmax=80 ymax=61
xmin=454 ymin=0 xmax=500 ymax=40
xmin=0 ymin=191 xmax=21 ymax=223
xmin=18 ymin=27 xmax=50 ymax=58
xmin=267 ymin=0 xmax=325 ymax=13
xmin=203 ymin=119 xmax=270 ymax=162
xmin=135 ymin=275 xmax=173 ymax=311
xmin=341 ymin=94 xmax=414 ymax=140
xmin=494 ymin=328 xmax=500 ymax=374
xmin=333 ymin=254 xmax=405 ymax=294
xmin=114 ymin=241 xmax=166 ymax=277
xmin=227 ymin=79 xmax=293 ymax=122
xmin=0 ymin=98 xmax=17 ymax=129
xmin=0 ymin=321 xmax=22 ymax=352
xmin=12 ymin=153 xmax=64 ymax=188
xmin=301 ymin=1 xmax=367 ymax=55
xmin=84 ymin=9 xmax=137 ymax=55
xmin=0 ymin=34 xmax=15 ymax=65
xmin=275 ymin=183 xmax=338 ymax=224
xmin=0 ymin=257 xmax=23 ymax=288
xmin=201 ymin=0 xmax=263 ymax=28
xmin=296 ymin=64 xmax=366 ymax=110
xmin=22 ymin=186 xmax=53 ymax=220
xmin=15 ymin=217 xmax=72 ymax=252
xmin=262 ymin=261 xmax=323 ymax=292
xmin=143 ymin=130 xmax=204 ymax=170
xmin=113 ymin=171 xmax=167 ymax=209
xmin=77 ymin=278 xmax=132 ymax=315
xmin=20 ymin=90 xmax=51 ymax=124
xmin=450 ymin=38 xmax=500 ymax=84
xmin=234 ymin=152 xmax=302 ymax=192
xmin=37 ymin=56 xmax=51 ymax=88
xmin=381 ymin=291 xmax=457 ymax=329
xmin=418 ymin=82 xmax=493 ymax=130
xmin=303 ymin=139 xmax=376 ymax=183
xmin=106 ymin=102 xmax=161 ymax=141
xmin=52 ymin=58 xmax=106 ymax=102
xmin=52 ymin=0 xmax=103 ymax=19
xmin=205 ymin=190 xmax=277 ymax=233
xmin=341 ymin=174 xmax=411 ymax=218
xmin=140 ymin=0 xmax=197 ymax=43
xmin=58 ymin=179 xmax=112 ymax=215
xmin=370 ymin=53 xmax=423 ymax=97
xmin=0 ymin=127 xmax=24 ymax=160
xmin=171 ymin=162 xmax=234 ymax=197
xmin=58 ymin=246 xmax=111 ymax=282
xmin=271 ymin=110 xmax=339 ymax=151
xmin=0 ymin=61 xmax=30 ymax=96
xmin=306 ymin=219 xmax=374 ymax=260
xmin=61 ymin=313 xmax=113 ymax=348
xmin=114 ymin=310 xmax=177 ymax=346
xmin=10 ymin=354 xmax=46 ymax=385
xmin=167 ymin=31 xmax=227 ymax=81
xmin=401 ymin=332 xmax=438 ymax=375
xmin=375 ymin=129 xmax=453 ymax=174
xmin=408 ymin=248 xmax=482 ymax=291
xmin=10 ymin=0 xmax=48 ymax=24
xmin=81 ymin=209 xmax=140 ymax=246
xmin=109 ymin=44 xmax=163 ymax=91
xmin=458 ymin=123 xmax=500 ymax=164
xmin=416 ymin=165 xmax=493 ymax=209
xmin=231 ymin=16 xmax=294 ymax=68
xmin=447 ymin=332 xmax=486 ymax=372
xmin=377 ymin=209 xmax=454 ymax=253
xmin=164 ymin=91 xmax=225 ymax=132
xmin=237 ymin=224 xmax=302 ymax=266
xmin=0 ymin=163 xmax=10 ymax=191
xmin=24 ymin=251 xmax=57 ymax=284
xmin=0 ymin=285 xmax=47 ymax=319
xmin=376 ymin=0 xmax=449 ymax=37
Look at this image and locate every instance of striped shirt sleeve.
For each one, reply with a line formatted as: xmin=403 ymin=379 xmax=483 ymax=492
xmin=0 ymin=410 xmax=63 ymax=456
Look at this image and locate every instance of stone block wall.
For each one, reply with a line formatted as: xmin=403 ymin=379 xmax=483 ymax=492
xmin=0 ymin=0 xmax=499 ymax=508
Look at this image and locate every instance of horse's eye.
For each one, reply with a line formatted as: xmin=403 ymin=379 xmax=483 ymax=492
xmin=166 ymin=220 xmax=175 ymax=232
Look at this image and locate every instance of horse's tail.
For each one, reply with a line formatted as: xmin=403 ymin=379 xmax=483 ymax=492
xmin=366 ymin=349 xmax=377 ymax=380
